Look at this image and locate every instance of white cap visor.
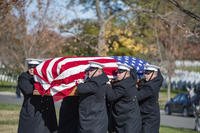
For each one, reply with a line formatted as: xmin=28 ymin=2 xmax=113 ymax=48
xmin=144 ymin=64 xmax=160 ymax=71
xmin=28 ymin=60 xmax=40 ymax=65
xmin=88 ymin=61 xmax=104 ymax=69
xmin=117 ymin=63 xmax=132 ymax=71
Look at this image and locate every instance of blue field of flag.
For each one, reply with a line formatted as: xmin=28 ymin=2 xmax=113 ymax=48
xmin=112 ymin=56 xmax=148 ymax=73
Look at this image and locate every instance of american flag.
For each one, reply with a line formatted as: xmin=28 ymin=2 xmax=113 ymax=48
xmin=112 ymin=56 xmax=147 ymax=73
xmin=34 ymin=56 xmax=147 ymax=101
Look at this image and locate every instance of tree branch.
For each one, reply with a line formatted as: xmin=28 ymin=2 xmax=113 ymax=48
xmin=105 ymin=7 xmax=153 ymax=26
xmin=168 ymin=0 xmax=200 ymax=21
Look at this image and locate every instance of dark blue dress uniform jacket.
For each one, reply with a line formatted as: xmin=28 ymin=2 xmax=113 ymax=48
xmin=77 ymin=73 xmax=109 ymax=133
xmin=17 ymin=72 xmax=58 ymax=133
xmin=58 ymin=96 xmax=79 ymax=133
xmin=137 ymin=70 xmax=163 ymax=133
xmin=107 ymin=76 xmax=142 ymax=133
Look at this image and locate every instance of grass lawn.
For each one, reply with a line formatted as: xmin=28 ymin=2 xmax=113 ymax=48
xmin=0 ymin=103 xmax=198 ymax=133
xmin=160 ymin=126 xmax=198 ymax=133
xmin=0 ymin=88 xmax=16 ymax=92
xmin=0 ymin=81 xmax=17 ymax=92
xmin=0 ymin=104 xmax=20 ymax=133
xmin=176 ymin=66 xmax=200 ymax=73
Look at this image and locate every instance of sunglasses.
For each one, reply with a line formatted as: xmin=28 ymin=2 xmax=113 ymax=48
xmin=28 ymin=64 xmax=38 ymax=68
xmin=87 ymin=67 xmax=98 ymax=72
xmin=28 ymin=66 xmax=37 ymax=69
xmin=117 ymin=69 xmax=126 ymax=74
xmin=144 ymin=71 xmax=153 ymax=75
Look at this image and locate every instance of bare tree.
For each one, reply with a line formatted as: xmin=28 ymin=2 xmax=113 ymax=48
xmin=155 ymin=12 xmax=191 ymax=99
xmin=0 ymin=0 xmax=67 ymax=72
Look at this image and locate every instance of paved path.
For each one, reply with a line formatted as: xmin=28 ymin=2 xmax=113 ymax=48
xmin=0 ymin=92 xmax=196 ymax=130
xmin=160 ymin=110 xmax=195 ymax=130
xmin=0 ymin=92 xmax=61 ymax=108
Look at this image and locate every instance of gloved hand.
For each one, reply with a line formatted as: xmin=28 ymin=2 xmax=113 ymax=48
xmin=76 ymin=79 xmax=84 ymax=84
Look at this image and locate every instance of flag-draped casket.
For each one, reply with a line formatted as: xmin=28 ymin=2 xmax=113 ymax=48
xmin=34 ymin=56 xmax=147 ymax=101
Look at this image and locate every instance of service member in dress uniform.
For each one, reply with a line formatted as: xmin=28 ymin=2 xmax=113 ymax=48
xmin=76 ymin=61 xmax=109 ymax=133
xmin=106 ymin=63 xmax=142 ymax=133
xmin=137 ymin=64 xmax=163 ymax=133
xmin=17 ymin=60 xmax=58 ymax=133
xmin=58 ymin=96 xmax=79 ymax=133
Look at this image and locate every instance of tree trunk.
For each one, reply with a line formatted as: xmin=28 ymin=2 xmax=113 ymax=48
xmin=97 ymin=23 xmax=107 ymax=56
xmin=95 ymin=0 xmax=107 ymax=56
xmin=167 ymin=75 xmax=171 ymax=100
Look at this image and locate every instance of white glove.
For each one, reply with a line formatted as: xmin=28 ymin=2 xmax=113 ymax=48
xmin=77 ymin=79 xmax=84 ymax=84
xmin=106 ymin=81 xmax=111 ymax=85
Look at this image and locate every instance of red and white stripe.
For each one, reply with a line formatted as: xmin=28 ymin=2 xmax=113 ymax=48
xmin=33 ymin=56 xmax=118 ymax=101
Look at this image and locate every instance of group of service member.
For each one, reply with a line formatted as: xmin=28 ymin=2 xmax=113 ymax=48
xmin=17 ymin=60 xmax=163 ymax=133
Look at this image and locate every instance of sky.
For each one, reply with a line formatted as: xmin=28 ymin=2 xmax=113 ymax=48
xmin=25 ymin=0 xmax=96 ymax=34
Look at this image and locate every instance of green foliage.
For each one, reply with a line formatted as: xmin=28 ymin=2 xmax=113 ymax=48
xmin=64 ymin=0 xmax=200 ymax=59
xmin=82 ymin=21 xmax=99 ymax=35
xmin=60 ymin=19 xmax=99 ymax=56
xmin=109 ymin=47 xmax=132 ymax=56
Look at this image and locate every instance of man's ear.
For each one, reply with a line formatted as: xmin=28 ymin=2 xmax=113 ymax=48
xmin=154 ymin=71 xmax=158 ymax=77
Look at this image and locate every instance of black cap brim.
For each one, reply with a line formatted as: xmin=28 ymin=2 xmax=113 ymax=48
xmin=28 ymin=64 xmax=38 ymax=68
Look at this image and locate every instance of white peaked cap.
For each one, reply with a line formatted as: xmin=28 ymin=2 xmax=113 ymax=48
xmin=117 ymin=63 xmax=132 ymax=71
xmin=144 ymin=64 xmax=160 ymax=71
xmin=88 ymin=61 xmax=104 ymax=69
xmin=28 ymin=60 xmax=40 ymax=65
